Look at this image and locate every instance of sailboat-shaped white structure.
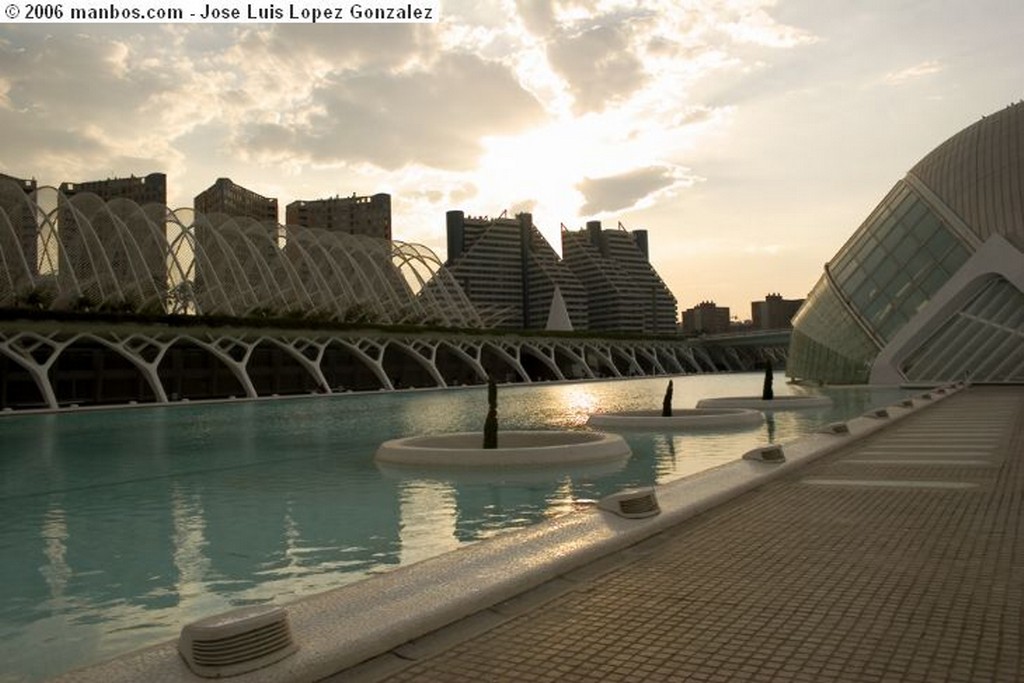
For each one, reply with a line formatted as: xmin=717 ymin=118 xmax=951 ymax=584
xmin=545 ymin=285 xmax=573 ymax=332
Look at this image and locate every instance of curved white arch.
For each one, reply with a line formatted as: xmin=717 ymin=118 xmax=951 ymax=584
xmin=436 ymin=339 xmax=488 ymax=384
xmin=0 ymin=181 xmax=481 ymax=328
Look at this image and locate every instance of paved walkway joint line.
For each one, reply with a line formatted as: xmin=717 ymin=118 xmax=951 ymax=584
xmin=332 ymin=387 xmax=1024 ymax=683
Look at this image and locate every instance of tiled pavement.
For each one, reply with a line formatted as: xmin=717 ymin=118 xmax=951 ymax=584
xmin=342 ymin=386 xmax=1023 ymax=682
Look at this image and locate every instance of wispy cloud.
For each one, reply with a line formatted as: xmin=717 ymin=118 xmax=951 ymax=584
xmin=883 ymin=60 xmax=944 ymax=86
xmin=741 ymin=243 xmax=785 ymax=255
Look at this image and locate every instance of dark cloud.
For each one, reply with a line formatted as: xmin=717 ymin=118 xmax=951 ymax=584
xmin=0 ymin=109 xmax=108 ymax=177
xmin=516 ymin=0 xmax=557 ymax=37
xmin=546 ymin=22 xmax=647 ymax=113
xmin=0 ymin=21 xmax=547 ymax=181
xmin=238 ymin=52 xmax=547 ymax=171
xmin=236 ymin=23 xmax=427 ymax=72
xmin=509 ymin=198 xmax=537 ymax=215
xmin=577 ymin=166 xmax=680 ymax=215
xmin=1 ymin=29 xmax=153 ymax=117
xmin=0 ymin=26 xmax=210 ymax=179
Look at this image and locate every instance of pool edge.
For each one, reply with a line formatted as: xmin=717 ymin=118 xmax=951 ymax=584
xmin=49 ymin=387 xmax=960 ymax=683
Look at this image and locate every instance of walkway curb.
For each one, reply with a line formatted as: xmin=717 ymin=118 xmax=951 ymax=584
xmin=54 ymin=384 xmax=966 ymax=683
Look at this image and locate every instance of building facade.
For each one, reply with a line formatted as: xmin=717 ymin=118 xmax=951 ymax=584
xmin=681 ymin=301 xmax=731 ymax=335
xmin=752 ymin=293 xmax=803 ymax=330
xmin=285 ymin=193 xmax=391 ymax=240
xmin=194 ymin=178 xmax=278 ymax=223
xmin=561 ymin=221 xmax=678 ymax=335
xmin=59 ymin=172 xmax=167 ymax=205
xmin=192 ymin=179 xmax=280 ymax=307
xmin=56 ymin=173 xmax=169 ymax=307
xmin=443 ymin=210 xmax=588 ymax=329
xmin=788 ymin=101 xmax=1024 ymax=385
xmin=0 ymin=180 xmax=480 ymax=328
xmin=0 ymin=172 xmax=39 ymax=285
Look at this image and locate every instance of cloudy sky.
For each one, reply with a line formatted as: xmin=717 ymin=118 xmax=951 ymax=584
xmin=1 ymin=1 xmax=1022 ymax=317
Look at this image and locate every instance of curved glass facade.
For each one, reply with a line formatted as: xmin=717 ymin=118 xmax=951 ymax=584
xmin=828 ymin=182 xmax=970 ymax=342
xmin=788 ymin=275 xmax=878 ymax=384
xmin=789 ymin=101 xmax=1024 ymax=384
xmin=900 ymin=276 xmax=1024 ymax=381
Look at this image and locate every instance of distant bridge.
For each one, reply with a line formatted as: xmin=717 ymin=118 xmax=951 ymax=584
xmin=0 ymin=319 xmax=791 ymax=411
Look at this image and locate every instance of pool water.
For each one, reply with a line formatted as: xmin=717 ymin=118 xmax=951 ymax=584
xmin=0 ymin=373 xmax=910 ymax=681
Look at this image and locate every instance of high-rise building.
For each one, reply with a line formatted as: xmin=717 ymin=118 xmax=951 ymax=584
xmin=443 ymin=210 xmax=588 ymax=329
xmin=0 ymin=172 xmax=39 ymax=282
xmin=752 ymin=293 xmax=803 ymax=330
xmin=788 ymin=101 xmax=1024 ymax=385
xmin=681 ymin=301 xmax=730 ymax=335
xmin=285 ymin=192 xmax=391 ymax=240
xmin=194 ymin=178 xmax=278 ymax=223
xmin=561 ymin=221 xmax=677 ymax=335
xmin=192 ymin=179 xmax=280 ymax=308
xmin=56 ymin=173 xmax=168 ymax=306
xmin=59 ymin=172 xmax=167 ymax=205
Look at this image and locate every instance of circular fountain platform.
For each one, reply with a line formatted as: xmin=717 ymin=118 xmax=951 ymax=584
xmin=375 ymin=430 xmax=631 ymax=467
xmin=695 ymin=395 xmax=832 ymax=410
xmin=586 ymin=408 xmax=764 ymax=430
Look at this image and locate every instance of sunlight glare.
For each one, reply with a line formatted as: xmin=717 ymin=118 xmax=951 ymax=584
xmin=560 ymin=385 xmax=599 ymax=426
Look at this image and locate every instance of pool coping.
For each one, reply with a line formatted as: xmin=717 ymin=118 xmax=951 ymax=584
xmin=50 ymin=384 xmax=963 ymax=683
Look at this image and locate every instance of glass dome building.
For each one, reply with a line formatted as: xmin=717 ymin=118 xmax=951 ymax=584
xmin=788 ymin=101 xmax=1024 ymax=385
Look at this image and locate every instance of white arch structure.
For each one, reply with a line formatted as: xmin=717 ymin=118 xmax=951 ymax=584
xmin=0 ymin=181 xmax=790 ymax=411
xmin=0 ymin=183 xmax=481 ymax=327
xmin=0 ymin=318 xmax=790 ymax=411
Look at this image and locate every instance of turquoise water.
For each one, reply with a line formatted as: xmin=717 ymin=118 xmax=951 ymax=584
xmin=0 ymin=373 xmax=910 ymax=681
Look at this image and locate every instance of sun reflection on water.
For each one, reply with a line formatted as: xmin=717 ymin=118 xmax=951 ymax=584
xmin=559 ymin=386 xmax=600 ymax=427
xmin=0 ymin=374 xmax=915 ymax=682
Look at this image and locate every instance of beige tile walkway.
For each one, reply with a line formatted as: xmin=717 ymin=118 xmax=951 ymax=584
xmin=335 ymin=386 xmax=1023 ymax=682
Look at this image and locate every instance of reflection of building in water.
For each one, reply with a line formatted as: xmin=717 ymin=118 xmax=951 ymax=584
xmin=789 ymin=101 xmax=1024 ymax=384
xmin=397 ymin=482 xmax=461 ymax=566
xmin=57 ymin=488 xmax=178 ymax=613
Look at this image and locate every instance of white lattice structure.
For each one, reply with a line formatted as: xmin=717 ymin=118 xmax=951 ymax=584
xmin=0 ymin=320 xmax=753 ymax=410
xmin=0 ymin=183 xmax=481 ymax=328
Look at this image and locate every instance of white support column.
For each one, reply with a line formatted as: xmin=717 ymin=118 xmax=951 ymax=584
xmin=398 ymin=339 xmax=447 ymax=388
xmin=553 ymin=342 xmax=595 ymax=380
xmin=90 ymin=332 xmax=169 ymax=403
xmin=583 ymin=343 xmax=622 ymax=378
xmin=487 ymin=341 xmax=530 ymax=383
xmin=522 ymin=342 xmax=566 ymax=380
xmin=191 ymin=335 xmax=259 ymax=399
xmin=351 ymin=338 xmax=394 ymax=390
xmin=0 ymin=331 xmax=60 ymax=409
xmin=635 ymin=346 xmax=667 ymax=375
xmin=656 ymin=345 xmax=685 ymax=374
xmin=442 ymin=340 xmax=488 ymax=384
xmin=268 ymin=337 xmax=331 ymax=394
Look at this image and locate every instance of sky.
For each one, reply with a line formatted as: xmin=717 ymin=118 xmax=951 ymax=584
xmin=1 ymin=1 xmax=1022 ymax=318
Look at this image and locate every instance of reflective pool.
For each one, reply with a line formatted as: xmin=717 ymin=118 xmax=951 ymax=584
xmin=0 ymin=373 xmax=910 ymax=681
